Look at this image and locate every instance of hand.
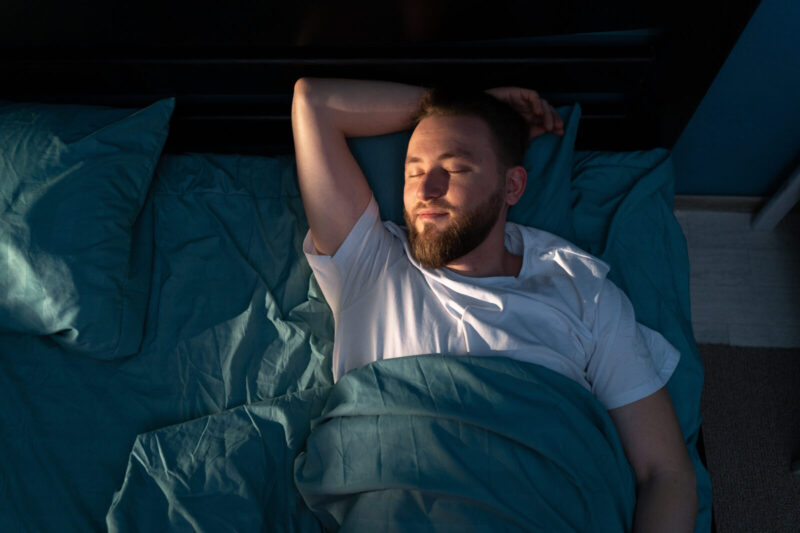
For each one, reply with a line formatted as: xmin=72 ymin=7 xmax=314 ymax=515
xmin=484 ymin=87 xmax=564 ymax=141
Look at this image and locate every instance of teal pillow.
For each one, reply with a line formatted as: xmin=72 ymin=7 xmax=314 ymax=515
xmin=346 ymin=104 xmax=580 ymax=240
xmin=0 ymin=98 xmax=175 ymax=359
xmin=570 ymin=150 xmax=712 ymax=533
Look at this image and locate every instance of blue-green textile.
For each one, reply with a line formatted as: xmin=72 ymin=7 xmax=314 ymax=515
xmin=0 ymin=98 xmax=175 ymax=359
xmin=107 ymin=355 xmax=636 ymax=533
xmin=0 ymin=116 xmax=710 ymax=531
xmin=570 ymin=150 xmax=711 ymax=533
xmin=296 ymin=355 xmax=636 ymax=532
xmin=0 ymin=152 xmax=334 ymax=532
xmin=106 ymin=386 xmax=330 ymax=533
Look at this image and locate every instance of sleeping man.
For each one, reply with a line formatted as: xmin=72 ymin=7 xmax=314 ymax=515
xmin=290 ymin=77 xmax=697 ymax=532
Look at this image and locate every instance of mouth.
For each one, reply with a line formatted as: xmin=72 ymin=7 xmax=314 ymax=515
xmin=417 ymin=211 xmax=449 ymax=221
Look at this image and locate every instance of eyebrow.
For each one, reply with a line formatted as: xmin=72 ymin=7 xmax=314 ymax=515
xmin=405 ymin=148 xmax=477 ymax=166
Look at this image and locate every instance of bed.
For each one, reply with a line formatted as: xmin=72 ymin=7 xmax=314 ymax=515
xmin=1 ymin=37 xmax=711 ymax=532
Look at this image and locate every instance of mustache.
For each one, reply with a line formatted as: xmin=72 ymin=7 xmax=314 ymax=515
xmin=411 ymin=200 xmax=454 ymax=212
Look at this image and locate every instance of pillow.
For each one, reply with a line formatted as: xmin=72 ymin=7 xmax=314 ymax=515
xmin=0 ymin=98 xmax=175 ymax=359
xmin=570 ymin=149 xmax=704 ymax=436
xmin=346 ymin=103 xmax=581 ymax=240
xmin=569 ymin=149 xmax=712 ymax=532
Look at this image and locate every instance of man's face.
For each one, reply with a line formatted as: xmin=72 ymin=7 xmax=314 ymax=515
xmin=403 ymin=114 xmax=506 ymax=269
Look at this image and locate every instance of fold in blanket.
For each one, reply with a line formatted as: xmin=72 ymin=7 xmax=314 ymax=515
xmin=107 ymin=355 xmax=635 ymax=532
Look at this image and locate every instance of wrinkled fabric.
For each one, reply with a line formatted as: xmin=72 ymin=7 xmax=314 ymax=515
xmin=297 ymin=355 xmax=636 ymax=532
xmin=0 ymin=98 xmax=174 ymax=358
xmin=0 ymin=145 xmax=709 ymax=532
xmin=0 ymin=152 xmax=334 ymax=533
xmin=106 ymin=355 xmax=635 ymax=533
xmin=571 ymin=149 xmax=711 ymax=532
xmin=106 ymin=386 xmax=330 ymax=533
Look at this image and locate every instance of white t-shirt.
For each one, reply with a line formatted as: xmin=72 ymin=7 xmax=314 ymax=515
xmin=303 ymin=195 xmax=679 ymax=410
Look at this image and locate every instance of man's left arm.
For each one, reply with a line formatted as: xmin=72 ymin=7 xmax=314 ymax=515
xmin=608 ymin=386 xmax=698 ymax=533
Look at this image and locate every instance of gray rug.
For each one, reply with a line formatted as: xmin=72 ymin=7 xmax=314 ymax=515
xmin=698 ymin=343 xmax=800 ymax=533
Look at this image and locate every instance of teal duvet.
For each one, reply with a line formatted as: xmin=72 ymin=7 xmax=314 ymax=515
xmin=0 ymin=141 xmax=710 ymax=531
xmin=108 ymin=355 xmax=636 ymax=532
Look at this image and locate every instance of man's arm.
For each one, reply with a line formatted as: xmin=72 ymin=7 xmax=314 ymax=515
xmin=608 ymin=387 xmax=698 ymax=533
xmin=291 ymin=77 xmax=426 ymax=256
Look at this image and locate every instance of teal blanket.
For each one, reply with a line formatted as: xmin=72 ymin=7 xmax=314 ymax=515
xmin=107 ymin=355 xmax=636 ymax=532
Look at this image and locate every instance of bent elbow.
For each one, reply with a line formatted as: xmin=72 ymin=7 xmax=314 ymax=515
xmin=293 ymin=77 xmax=323 ymax=104
xmin=293 ymin=77 xmax=311 ymax=96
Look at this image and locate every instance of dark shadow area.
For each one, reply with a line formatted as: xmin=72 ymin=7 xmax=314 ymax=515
xmin=0 ymin=0 xmax=761 ymax=153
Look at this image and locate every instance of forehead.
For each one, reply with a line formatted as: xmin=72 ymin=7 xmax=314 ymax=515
xmin=405 ymin=115 xmax=490 ymax=164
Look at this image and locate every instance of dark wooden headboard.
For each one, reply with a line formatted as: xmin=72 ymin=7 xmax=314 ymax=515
xmin=0 ymin=0 xmax=760 ymax=157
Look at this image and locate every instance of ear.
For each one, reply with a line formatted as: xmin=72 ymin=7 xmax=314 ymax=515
xmin=504 ymin=165 xmax=527 ymax=206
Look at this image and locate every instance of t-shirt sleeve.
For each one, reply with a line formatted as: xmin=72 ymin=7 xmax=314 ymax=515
xmin=585 ymin=278 xmax=681 ymax=410
xmin=302 ymin=194 xmax=398 ymax=312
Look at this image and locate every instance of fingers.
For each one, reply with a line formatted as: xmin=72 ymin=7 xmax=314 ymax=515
xmin=544 ymin=102 xmax=554 ymax=131
xmin=549 ymin=100 xmax=563 ymax=130
xmin=495 ymin=87 xmax=565 ymax=137
xmin=549 ymin=103 xmax=565 ymax=135
xmin=531 ymin=99 xmax=564 ymax=136
xmin=524 ymin=90 xmax=542 ymax=115
xmin=543 ymin=103 xmax=564 ymax=134
xmin=541 ymin=101 xmax=564 ymax=135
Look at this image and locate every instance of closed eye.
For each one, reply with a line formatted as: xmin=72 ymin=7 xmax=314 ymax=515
xmin=407 ymin=170 xmax=466 ymax=178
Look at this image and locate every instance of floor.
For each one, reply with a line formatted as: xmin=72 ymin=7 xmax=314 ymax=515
xmin=675 ymin=205 xmax=800 ymax=533
xmin=698 ymin=343 xmax=800 ymax=533
xmin=674 ymin=207 xmax=800 ymax=348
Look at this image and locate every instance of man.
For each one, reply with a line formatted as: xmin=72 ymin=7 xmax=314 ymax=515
xmin=291 ymin=77 xmax=697 ymax=532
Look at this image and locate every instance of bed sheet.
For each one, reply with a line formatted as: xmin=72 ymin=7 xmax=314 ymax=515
xmin=0 ymin=148 xmax=710 ymax=532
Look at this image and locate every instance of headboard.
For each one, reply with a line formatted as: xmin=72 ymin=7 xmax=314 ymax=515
xmin=0 ymin=0 xmax=760 ymax=156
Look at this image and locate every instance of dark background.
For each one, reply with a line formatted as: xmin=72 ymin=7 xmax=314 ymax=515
xmin=1 ymin=0 xmax=762 ymax=154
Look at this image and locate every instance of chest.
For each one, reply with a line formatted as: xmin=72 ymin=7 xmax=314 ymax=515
xmin=352 ymin=269 xmax=594 ymax=363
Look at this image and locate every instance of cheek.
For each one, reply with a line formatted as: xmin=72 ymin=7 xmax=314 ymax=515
xmin=403 ymin=184 xmax=413 ymax=206
xmin=404 ymin=180 xmax=423 ymax=203
xmin=443 ymin=183 xmax=469 ymax=205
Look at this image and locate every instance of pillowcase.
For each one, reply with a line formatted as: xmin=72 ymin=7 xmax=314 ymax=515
xmin=346 ymin=104 xmax=580 ymax=240
xmin=569 ymin=149 xmax=712 ymax=528
xmin=0 ymin=98 xmax=175 ymax=359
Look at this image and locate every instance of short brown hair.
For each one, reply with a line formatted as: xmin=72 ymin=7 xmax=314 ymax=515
xmin=409 ymin=85 xmax=528 ymax=177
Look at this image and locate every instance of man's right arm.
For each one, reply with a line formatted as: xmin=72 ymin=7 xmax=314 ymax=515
xmin=291 ymin=77 xmax=426 ymax=256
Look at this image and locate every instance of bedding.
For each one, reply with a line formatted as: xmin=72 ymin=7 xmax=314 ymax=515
xmin=0 ymin=100 xmax=710 ymax=532
xmin=0 ymin=98 xmax=175 ymax=359
xmin=107 ymin=355 xmax=636 ymax=533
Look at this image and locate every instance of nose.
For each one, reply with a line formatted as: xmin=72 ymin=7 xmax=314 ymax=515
xmin=417 ymin=167 xmax=449 ymax=201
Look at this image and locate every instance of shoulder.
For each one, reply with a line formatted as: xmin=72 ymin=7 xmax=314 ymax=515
xmin=511 ymin=223 xmax=611 ymax=325
xmin=511 ymin=222 xmax=610 ymax=281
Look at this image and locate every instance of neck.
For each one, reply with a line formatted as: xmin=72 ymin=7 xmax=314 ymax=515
xmin=444 ymin=220 xmax=522 ymax=278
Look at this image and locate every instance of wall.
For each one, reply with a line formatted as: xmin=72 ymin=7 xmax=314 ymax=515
xmin=672 ymin=0 xmax=800 ymax=195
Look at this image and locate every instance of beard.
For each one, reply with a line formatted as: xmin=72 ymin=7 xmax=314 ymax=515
xmin=403 ymin=186 xmax=505 ymax=269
